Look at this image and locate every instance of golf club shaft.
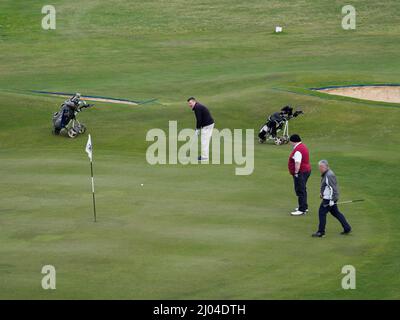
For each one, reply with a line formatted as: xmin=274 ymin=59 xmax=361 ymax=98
xmin=337 ymin=199 xmax=364 ymax=205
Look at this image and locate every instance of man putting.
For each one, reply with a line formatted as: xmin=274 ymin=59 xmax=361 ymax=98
xmin=187 ymin=97 xmax=215 ymax=161
xmin=288 ymin=134 xmax=311 ymax=216
xmin=312 ymin=160 xmax=352 ymax=238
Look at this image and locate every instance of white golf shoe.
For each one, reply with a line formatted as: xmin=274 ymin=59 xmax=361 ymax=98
xmin=295 ymin=208 xmax=309 ymax=213
xmin=290 ymin=210 xmax=306 ymax=216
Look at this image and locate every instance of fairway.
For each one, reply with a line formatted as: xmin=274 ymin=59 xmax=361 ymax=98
xmin=0 ymin=0 xmax=399 ymax=299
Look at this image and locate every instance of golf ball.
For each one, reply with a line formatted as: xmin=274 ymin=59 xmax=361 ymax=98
xmin=141 ymin=183 xmax=144 ymax=187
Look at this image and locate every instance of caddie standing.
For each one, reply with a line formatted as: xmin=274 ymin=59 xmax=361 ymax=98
xmin=312 ymin=160 xmax=352 ymax=238
xmin=187 ymin=97 xmax=215 ymax=161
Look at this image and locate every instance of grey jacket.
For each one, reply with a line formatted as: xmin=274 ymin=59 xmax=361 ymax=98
xmin=320 ymin=169 xmax=339 ymax=201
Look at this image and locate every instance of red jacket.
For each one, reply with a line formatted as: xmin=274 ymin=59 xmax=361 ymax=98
xmin=288 ymin=143 xmax=311 ymax=175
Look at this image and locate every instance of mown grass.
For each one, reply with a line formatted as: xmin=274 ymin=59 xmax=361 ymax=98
xmin=0 ymin=0 xmax=399 ymax=299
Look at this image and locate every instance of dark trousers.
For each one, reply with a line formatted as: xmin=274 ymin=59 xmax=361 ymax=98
xmin=293 ymin=171 xmax=311 ymax=212
xmin=318 ymin=200 xmax=351 ymax=234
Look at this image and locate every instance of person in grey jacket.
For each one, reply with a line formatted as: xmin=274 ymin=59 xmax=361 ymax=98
xmin=312 ymin=160 xmax=352 ymax=237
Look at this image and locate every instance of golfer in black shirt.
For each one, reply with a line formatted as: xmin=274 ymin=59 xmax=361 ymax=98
xmin=187 ymin=97 xmax=215 ymax=161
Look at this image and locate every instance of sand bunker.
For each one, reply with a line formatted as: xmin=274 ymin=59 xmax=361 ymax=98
xmin=28 ymin=90 xmax=159 ymax=106
xmin=53 ymin=94 xmax=139 ymax=105
xmin=315 ymin=85 xmax=400 ymax=103
xmin=57 ymin=94 xmax=138 ymax=106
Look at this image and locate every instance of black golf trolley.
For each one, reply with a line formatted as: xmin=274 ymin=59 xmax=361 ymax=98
xmin=52 ymin=94 xmax=94 ymax=138
xmin=258 ymin=106 xmax=303 ymax=145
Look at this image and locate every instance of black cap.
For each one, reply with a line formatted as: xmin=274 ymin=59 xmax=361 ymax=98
xmin=187 ymin=97 xmax=196 ymax=102
xmin=289 ymin=134 xmax=301 ymax=143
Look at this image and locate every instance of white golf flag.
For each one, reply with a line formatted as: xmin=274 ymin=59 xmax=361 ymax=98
xmin=85 ymin=134 xmax=93 ymax=161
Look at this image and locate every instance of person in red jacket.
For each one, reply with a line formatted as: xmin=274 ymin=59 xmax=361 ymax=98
xmin=288 ymin=134 xmax=311 ymax=216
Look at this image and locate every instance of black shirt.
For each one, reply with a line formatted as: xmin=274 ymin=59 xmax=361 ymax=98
xmin=193 ymin=103 xmax=214 ymax=129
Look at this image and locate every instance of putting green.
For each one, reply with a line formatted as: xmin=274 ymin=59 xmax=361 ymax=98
xmin=0 ymin=0 xmax=399 ymax=299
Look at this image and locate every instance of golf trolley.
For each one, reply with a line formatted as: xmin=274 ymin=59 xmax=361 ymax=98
xmin=52 ymin=100 xmax=94 ymax=138
xmin=64 ymin=108 xmax=90 ymax=138
xmin=258 ymin=106 xmax=303 ymax=145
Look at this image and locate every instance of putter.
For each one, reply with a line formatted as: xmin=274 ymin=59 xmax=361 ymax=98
xmin=337 ymin=199 xmax=365 ymax=205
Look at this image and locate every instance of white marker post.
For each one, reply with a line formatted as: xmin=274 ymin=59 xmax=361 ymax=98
xmin=85 ymin=134 xmax=97 ymax=222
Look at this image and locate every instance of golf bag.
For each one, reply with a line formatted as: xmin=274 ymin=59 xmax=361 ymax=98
xmin=258 ymin=106 xmax=303 ymax=145
xmin=52 ymin=94 xmax=94 ymax=138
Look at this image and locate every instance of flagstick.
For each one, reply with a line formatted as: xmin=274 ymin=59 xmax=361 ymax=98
xmin=90 ymin=159 xmax=97 ymax=222
xmin=85 ymin=134 xmax=97 ymax=222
